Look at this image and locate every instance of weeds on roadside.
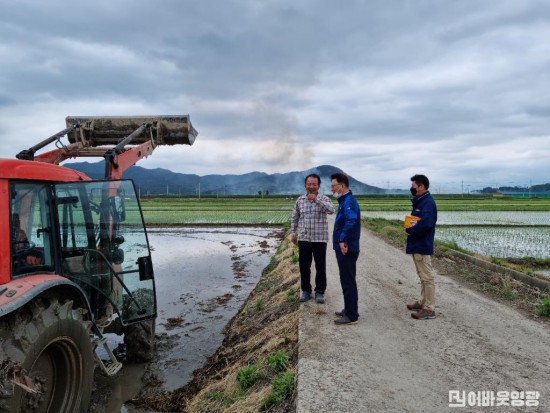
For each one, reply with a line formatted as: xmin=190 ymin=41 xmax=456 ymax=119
xmin=281 ymin=331 xmax=290 ymax=344
xmin=236 ymin=364 xmax=264 ymax=390
xmin=207 ymin=389 xmax=239 ymax=407
xmin=267 ymin=350 xmax=289 ymax=372
xmin=260 ymin=371 xmax=296 ymax=412
xmin=257 ymin=277 xmax=276 ymax=292
xmin=254 ymin=298 xmax=266 ymax=312
xmin=363 ymin=218 xmax=405 ymax=247
xmin=491 ymin=257 xmax=504 ymax=266
xmin=262 ymin=234 xmax=289 ymax=275
xmin=459 ymin=266 xmax=476 ymax=281
xmin=262 ymin=258 xmax=277 ymax=275
xmin=287 ymin=287 xmax=297 ymax=302
xmin=538 ymin=297 xmax=550 ymax=317
xmin=501 ymin=275 xmax=517 ymax=300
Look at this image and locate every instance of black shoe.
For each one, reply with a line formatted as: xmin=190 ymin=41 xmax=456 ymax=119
xmin=299 ymin=292 xmax=311 ymax=302
xmin=315 ymin=292 xmax=325 ymax=304
xmin=334 ymin=309 xmax=345 ymax=317
xmin=334 ymin=315 xmax=357 ymax=325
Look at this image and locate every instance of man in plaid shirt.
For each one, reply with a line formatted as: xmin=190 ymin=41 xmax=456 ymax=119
xmin=291 ymin=173 xmax=335 ymax=303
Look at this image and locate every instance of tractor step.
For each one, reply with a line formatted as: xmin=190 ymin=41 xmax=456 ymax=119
xmin=92 ymin=336 xmax=123 ymax=376
xmin=65 ymin=115 xmax=197 ymax=147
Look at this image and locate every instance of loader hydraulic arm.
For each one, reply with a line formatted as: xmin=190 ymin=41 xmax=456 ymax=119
xmin=102 ymin=123 xmax=155 ymax=180
xmin=15 ymin=115 xmax=197 ymax=179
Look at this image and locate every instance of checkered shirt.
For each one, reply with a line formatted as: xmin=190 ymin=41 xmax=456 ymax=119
xmin=290 ymin=194 xmax=335 ymax=242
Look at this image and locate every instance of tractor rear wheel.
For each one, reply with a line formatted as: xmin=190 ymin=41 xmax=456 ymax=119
xmin=0 ymin=297 xmax=94 ymax=413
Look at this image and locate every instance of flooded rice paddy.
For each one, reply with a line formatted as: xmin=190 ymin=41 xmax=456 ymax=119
xmin=91 ymin=226 xmax=284 ymax=412
xmin=362 ymin=211 xmax=550 ymax=259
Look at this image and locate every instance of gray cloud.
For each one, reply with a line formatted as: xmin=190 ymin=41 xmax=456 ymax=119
xmin=1 ymin=0 xmax=549 ymax=192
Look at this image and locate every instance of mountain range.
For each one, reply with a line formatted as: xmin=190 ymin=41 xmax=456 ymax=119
xmin=65 ymin=162 xmax=386 ymax=195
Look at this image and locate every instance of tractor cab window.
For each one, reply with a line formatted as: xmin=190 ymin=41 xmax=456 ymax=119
xmin=54 ymin=180 xmax=156 ymax=325
xmin=10 ymin=183 xmax=54 ymax=275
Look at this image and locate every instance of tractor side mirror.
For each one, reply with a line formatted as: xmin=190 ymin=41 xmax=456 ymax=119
xmin=138 ymin=256 xmax=154 ymax=281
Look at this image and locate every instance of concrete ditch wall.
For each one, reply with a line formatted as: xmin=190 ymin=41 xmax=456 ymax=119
xmin=448 ymin=249 xmax=550 ymax=293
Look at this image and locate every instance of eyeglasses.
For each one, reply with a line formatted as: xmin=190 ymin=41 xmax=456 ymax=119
xmin=330 ymin=183 xmax=342 ymax=189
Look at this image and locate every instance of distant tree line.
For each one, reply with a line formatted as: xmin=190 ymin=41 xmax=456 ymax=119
xmin=480 ymin=183 xmax=550 ymax=193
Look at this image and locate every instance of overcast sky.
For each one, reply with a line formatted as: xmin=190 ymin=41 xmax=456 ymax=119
xmin=1 ymin=0 xmax=549 ymax=192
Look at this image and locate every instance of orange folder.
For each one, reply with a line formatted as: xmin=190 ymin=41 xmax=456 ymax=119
xmin=404 ymin=215 xmax=421 ymax=228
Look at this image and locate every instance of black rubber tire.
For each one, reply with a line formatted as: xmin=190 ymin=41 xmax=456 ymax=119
xmin=123 ymin=319 xmax=156 ymax=362
xmin=0 ymin=298 xmax=94 ymax=413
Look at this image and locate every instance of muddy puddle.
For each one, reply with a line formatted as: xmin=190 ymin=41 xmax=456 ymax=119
xmin=89 ymin=226 xmax=284 ymax=413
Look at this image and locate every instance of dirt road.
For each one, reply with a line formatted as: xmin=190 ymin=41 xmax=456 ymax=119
xmin=297 ymin=217 xmax=550 ymax=412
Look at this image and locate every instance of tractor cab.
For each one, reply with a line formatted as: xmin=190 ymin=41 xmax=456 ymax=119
xmin=10 ymin=178 xmax=155 ymax=325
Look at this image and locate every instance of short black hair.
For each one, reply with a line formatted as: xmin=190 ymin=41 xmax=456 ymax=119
xmin=304 ymin=173 xmax=321 ymax=185
xmin=330 ymin=172 xmax=349 ymax=188
xmin=410 ymin=174 xmax=430 ymax=189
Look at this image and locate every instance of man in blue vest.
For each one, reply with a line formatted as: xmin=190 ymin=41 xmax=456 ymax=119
xmin=331 ymin=172 xmax=361 ymax=325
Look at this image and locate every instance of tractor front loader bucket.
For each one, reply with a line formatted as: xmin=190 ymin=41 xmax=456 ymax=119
xmin=65 ymin=115 xmax=197 ymax=147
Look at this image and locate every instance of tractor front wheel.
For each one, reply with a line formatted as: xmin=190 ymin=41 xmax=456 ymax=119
xmin=0 ymin=297 xmax=94 ymax=413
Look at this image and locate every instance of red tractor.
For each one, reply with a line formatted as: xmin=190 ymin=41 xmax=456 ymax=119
xmin=0 ymin=115 xmax=197 ymax=412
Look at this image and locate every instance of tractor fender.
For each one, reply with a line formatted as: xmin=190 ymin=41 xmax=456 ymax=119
xmin=0 ymin=274 xmax=92 ymax=320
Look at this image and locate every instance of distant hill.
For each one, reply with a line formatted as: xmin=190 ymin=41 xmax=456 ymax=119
xmin=64 ymin=162 xmax=385 ymax=195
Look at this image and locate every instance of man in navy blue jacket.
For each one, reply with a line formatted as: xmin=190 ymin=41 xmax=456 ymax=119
xmin=405 ymin=174 xmax=438 ymax=320
xmin=331 ymin=172 xmax=361 ymax=325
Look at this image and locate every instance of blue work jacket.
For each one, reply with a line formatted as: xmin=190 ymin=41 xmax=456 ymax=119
xmin=332 ymin=191 xmax=361 ymax=252
xmin=405 ymin=191 xmax=438 ymax=255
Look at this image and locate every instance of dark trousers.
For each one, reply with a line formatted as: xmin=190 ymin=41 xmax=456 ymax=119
xmin=335 ymin=250 xmax=359 ymax=321
xmin=298 ymin=241 xmax=327 ymax=294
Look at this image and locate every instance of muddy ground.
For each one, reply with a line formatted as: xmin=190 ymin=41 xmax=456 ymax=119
xmin=87 ymin=227 xmax=286 ymax=413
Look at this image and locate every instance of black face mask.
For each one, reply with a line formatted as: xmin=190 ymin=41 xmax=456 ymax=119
xmin=410 ymin=187 xmax=417 ymax=196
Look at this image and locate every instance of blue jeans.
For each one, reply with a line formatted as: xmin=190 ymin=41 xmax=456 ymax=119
xmin=335 ymin=249 xmax=359 ymax=321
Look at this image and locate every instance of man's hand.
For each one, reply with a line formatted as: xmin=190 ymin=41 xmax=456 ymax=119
xmin=339 ymin=242 xmax=348 ymax=255
xmin=306 ymin=193 xmax=317 ymax=202
xmin=291 ymin=234 xmax=297 ymax=244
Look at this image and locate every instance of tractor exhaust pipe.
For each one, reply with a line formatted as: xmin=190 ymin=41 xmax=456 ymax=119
xmin=65 ymin=115 xmax=197 ymax=147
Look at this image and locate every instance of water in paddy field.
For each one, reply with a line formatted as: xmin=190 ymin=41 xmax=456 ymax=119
xmin=93 ymin=226 xmax=284 ymax=413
